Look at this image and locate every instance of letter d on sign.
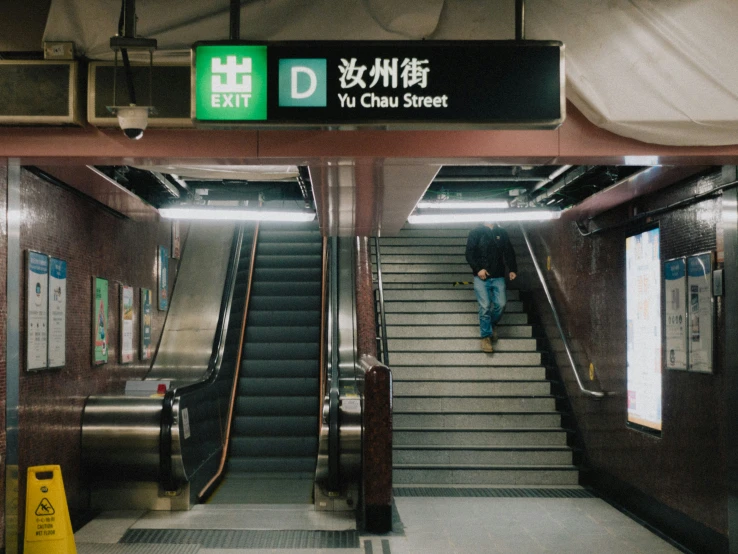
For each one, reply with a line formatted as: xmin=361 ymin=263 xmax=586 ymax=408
xmin=291 ymin=67 xmax=317 ymax=99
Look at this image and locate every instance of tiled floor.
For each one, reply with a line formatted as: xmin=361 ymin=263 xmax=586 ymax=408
xmin=74 ymin=495 xmax=684 ymax=553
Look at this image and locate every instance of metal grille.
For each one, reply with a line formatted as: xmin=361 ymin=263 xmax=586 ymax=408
xmin=121 ymin=528 xmax=360 ymax=549
xmin=393 ymin=487 xmax=594 ymax=498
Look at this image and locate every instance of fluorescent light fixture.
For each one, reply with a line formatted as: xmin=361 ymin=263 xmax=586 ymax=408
xmin=624 ymin=156 xmax=659 ymax=166
xmin=408 ymin=209 xmax=559 ymax=224
xmin=160 ymin=207 xmax=316 ymax=222
xmin=416 ymin=201 xmax=509 ymax=209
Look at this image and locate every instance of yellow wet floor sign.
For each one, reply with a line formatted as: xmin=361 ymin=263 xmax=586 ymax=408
xmin=24 ymin=465 xmax=77 ymax=553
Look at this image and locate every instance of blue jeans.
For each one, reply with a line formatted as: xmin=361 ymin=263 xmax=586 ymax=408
xmin=473 ymin=276 xmax=507 ymax=338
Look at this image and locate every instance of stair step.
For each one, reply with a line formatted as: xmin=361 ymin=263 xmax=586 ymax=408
xmin=390 ymin=367 xmax=546 ymax=381
xmin=394 ymin=428 xmax=569 ymax=446
xmin=388 ymin=338 xmax=537 ymax=352
xmin=382 ymin=289 xmax=520 ymax=301
xmin=386 ymin=313 xmax=527 ymax=325
xmin=251 ymin=282 xmax=321 ymax=296
xmin=247 ymin=310 xmax=321 ymax=326
xmin=393 ymin=381 xmax=551 ymax=396
xmin=249 ymin=295 xmax=321 ymax=311
xmin=243 ymin=342 xmax=319 ymax=360
xmin=254 ymin=268 xmax=322 ymax=281
xmin=246 ymin=326 xmax=320 ymax=343
xmin=235 ymin=395 xmax=318 ymax=416
xmin=392 ymin=465 xmax=579 ymax=485
xmin=383 ymin=325 xmax=532 ymax=338
xmin=394 ymin=396 xmax=555 ymax=412
xmin=393 ymin=446 xmax=573 ymax=465
xmin=379 ymin=272 xmax=475 ymax=284
xmin=232 ymin=416 xmax=318 ymax=436
xmin=391 ymin=352 xmax=541 ymax=366
xmin=382 ymin=300 xmax=524 ymax=313
xmin=257 ymin=242 xmax=322 ymax=256
xmin=393 ymin=412 xmax=562 ymax=428
xmin=230 ymin=436 xmax=318 ymax=457
xmin=378 ymin=238 xmax=467 ymax=246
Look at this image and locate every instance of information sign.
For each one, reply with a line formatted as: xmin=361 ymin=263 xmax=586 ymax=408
xmin=120 ymin=285 xmax=134 ymax=364
xmin=664 ymin=258 xmax=687 ymax=371
xmin=48 ymin=257 xmax=67 ymax=368
xmin=625 ymin=228 xmax=661 ymax=434
xmin=158 ymin=246 xmax=169 ymax=311
xmin=192 ymin=41 xmax=565 ymax=128
xmin=26 ymin=251 xmax=49 ymax=371
xmin=687 ymin=253 xmax=713 ymax=373
xmin=92 ymin=277 xmax=108 ymax=365
xmin=140 ymin=288 xmax=153 ymax=360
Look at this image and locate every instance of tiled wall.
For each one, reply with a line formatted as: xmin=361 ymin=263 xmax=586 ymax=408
xmin=9 ymin=168 xmax=185 ymax=539
xmin=528 ymin=171 xmax=726 ymax=537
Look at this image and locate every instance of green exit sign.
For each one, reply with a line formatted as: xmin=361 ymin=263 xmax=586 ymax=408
xmin=194 ymin=45 xmax=267 ymax=121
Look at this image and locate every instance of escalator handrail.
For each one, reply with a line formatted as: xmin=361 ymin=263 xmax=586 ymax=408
xmin=373 ymin=237 xmax=390 ymax=366
xmin=519 ymin=224 xmax=607 ymax=399
xmin=328 ymin=236 xmax=340 ymax=490
xmin=318 ymin=236 xmax=328 ymax=435
xmin=159 ymin=224 xmax=245 ymax=491
xmin=197 ymin=223 xmax=260 ymax=500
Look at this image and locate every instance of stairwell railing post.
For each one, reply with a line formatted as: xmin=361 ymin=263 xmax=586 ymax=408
xmin=519 ymin=224 xmax=606 ymax=399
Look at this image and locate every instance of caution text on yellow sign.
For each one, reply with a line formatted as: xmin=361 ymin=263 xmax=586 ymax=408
xmin=24 ymin=465 xmax=76 ymax=554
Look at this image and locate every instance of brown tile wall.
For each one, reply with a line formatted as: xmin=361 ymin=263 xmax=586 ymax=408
xmin=12 ymin=168 xmax=187 ymax=539
xmin=0 ymin=160 xmax=7 ymax=548
xmin=527 ymin=172 xmax=727 ymax=535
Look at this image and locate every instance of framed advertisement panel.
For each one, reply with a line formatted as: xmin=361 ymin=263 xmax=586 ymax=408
xmin=120 ymin=285 xmax=135 ymax=364
xmin=687 ymin=253 xmax=714 ymax=373
xmin=158 ymin=246 xmax=169 ymax=311
xmin=26 ymin=250 xmax=49 ymax=371
xmin=664 ymin=258 xmax=688 ymax=371
xmin=140 ymin=288 xmax=153 ymax=360
xmin=92 ymin=277 xmax=109 ymax=365
xmin=48 ymin=257 xmax=67 ymax=368
xmin=625 ymin=227 xmax=662 ymax=435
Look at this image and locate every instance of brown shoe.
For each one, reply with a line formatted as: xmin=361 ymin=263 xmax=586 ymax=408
xmin=480 ymin=336 xmax=494 ymax=353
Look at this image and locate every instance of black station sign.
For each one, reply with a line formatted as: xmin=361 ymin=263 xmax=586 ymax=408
xmin=192 ymin=40 xmax=565 ymax=129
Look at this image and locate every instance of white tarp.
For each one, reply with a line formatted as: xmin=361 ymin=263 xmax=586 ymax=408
xmin=43 ymin=0 xmax=738 ymax=146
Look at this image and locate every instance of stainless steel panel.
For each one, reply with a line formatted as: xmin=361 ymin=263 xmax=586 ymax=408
xmin=148 ymin=222 xmax=235 ymax=385
xmin=81 ymin=396 xmax=164 ymax=480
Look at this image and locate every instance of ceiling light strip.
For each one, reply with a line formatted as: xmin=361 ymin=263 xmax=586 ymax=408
xmin=408 ymin=210 xmax=559 ymax=224
xmin=160 ymin=208 xmax=316 ymax=222
xmin=416 ymin=201 xmax=509 ymax=210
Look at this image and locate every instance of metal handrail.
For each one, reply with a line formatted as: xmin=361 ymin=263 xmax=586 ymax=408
xmin=519 ymin=224 xmax=606 ymax=399
xmin=373 ymin=237 xmax=390 ymax=366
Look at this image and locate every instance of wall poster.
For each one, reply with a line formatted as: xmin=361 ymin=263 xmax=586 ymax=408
xmin=625 ymin=227 xmax=662 ymax=435
xmin=664 ymin=258 xmax=687 ymax=371
xmin=120 ymin=285 xmax=135 ymax=363
xmin=48 ymin=257 xmax=67 ymax=368
xmin=140 ymin=288 xmax=153 ymax=360
xmin=26 ymin=251 xmax=49 ymax=371
xmin=92 ymin=277 xmax=109 ymax=365
xmin=687 ymin=253 xmax=713 ymax=373
xmin=172 ymin=221 xmax=181 ymax=259
xmin=158 ymin=246 xmax=169 ymax=311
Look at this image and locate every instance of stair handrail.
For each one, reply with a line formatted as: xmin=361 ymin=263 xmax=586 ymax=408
xmin=373 ymin=237 xmax=390 ymax=365
xmin=518 ymin=224 xmax=607 ymax=399
xmin=197 ymin=222 xmax=260 ymax=500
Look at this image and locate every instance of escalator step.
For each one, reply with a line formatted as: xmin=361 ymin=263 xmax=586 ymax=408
xmin=227 ymin=456 xmax=317 ymax=473
xmin=258 ymin=231 xmax=321 ymax=242
xmin=251 ymin=282 xmax=321 ymax=296
xmin=232 ymin=415 xmax=318 ymax=436
xmin=243 ymin=342 xmax=319 ymax=360
xmin=254 ymin=268 xmax=322 ymax=282
xmin=257 ymin=242 xmax=322 ymax=256
xmin=247 ymin=310 xmax=320 ymax=326
xmin=246 ymin=326 xmax=320 ymax=343
xmin=236 ymin=395 xmax=317 ymax=416
xmin=238 ymin=377 xmax=319 ymax=396
xmin=248 ymin=296 xmax=321 ymax=311
xmin=230 ymin=436 xmax=318 ymax=457
xmin=241 ymin=359 xmax=319 ymax=378
xmin=255 ymin=255 xmax=323 ymax=269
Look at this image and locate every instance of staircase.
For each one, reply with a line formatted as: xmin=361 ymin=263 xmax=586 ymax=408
xmin=374 ymin=225 xmax=578 ymax=488
xmin=227 ymin=221 xmax=322 ymax=484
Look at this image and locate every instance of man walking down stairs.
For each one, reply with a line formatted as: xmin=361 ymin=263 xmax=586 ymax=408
xmin=374 ymin=225 xmax=579 ymax=490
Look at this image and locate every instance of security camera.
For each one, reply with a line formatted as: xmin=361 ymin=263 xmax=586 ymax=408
xmin=114 ymin=105 xmax=150 ymax=140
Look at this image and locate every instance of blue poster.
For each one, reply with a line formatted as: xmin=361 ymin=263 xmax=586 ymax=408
xmin=158 ymin=246 xmax=169 ymax=311
xmin=27 ymin=251 xmax=49 ymax=370
xmin=48 ymin=258 xmax=67 ymax=368
xmin=664 ymin=258 xmax=687 ymax=370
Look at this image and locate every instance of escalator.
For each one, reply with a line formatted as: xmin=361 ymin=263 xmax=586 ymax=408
xmin=208 ymin=221 xmax=323 ymax=504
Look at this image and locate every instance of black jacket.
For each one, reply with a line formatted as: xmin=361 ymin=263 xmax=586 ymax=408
xmin=465 ymin=224 xmax=518 ymax=278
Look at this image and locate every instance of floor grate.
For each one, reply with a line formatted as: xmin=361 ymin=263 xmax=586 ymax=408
xmin=121 ymin=529 xmax=359 ymax=549
xmin=393 ymin=487 xmax=594 ymax=498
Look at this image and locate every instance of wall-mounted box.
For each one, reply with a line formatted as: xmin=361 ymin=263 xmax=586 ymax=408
xmin=88 ymin=61 xmax=192 ymax=128
xmin=0 ymin=60 xmax=82 ymax=125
